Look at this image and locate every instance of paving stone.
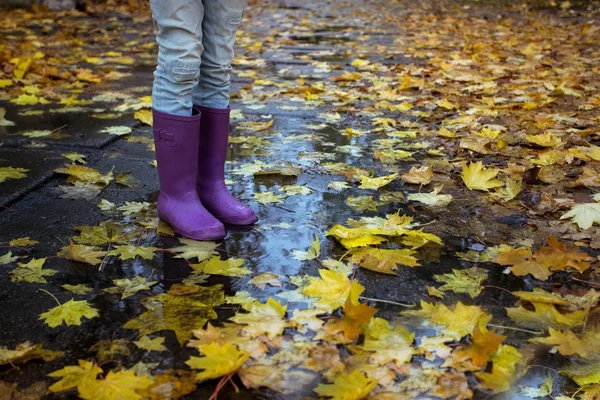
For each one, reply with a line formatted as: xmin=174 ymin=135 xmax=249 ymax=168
xmin=0 ymin=148 xmax=65 ymax=207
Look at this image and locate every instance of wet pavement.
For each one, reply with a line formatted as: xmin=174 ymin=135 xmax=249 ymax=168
xmin=1 ymin=0 xmax=600 ymax=399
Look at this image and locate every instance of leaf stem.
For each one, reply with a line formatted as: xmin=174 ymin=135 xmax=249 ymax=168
xmin=487 ymin=324 xmax=542 ymax=335
xmin=39 ymin=289 xmax=61 ymax=306
xmin=98 ymin=241 xmax=112 ymax=272
xmin=359 ymin=296 xmax=414 ymax=308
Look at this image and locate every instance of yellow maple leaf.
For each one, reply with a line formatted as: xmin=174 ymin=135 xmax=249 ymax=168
xmin=493 ymin=247 xmax=551 ymax=281
xmin=321 ymin=296 xmax=377 ymax=341
xmin=0 ymin=167 xmax=29 ymax=184
xmin=358 ymin=173 xmax=399 ymax=190
xmin=401 ymin=165 xmax=433 ymax=185
xmin=527 ymin=133 xmax=562 ymax=147
xmin=10 ymin=237 xmax=38 ymax=247
xmin=361 ymin=318 xmax=415 ymax=367
xmin=530 ymin=327 xmax=598 ymax=359
xmin=0 ymin=342 xmax=62 ymax=366
xmin=186 ymin=342 xmax=249 ymax=380
xmin=447 ymin=326 xmax=505 ymax=369
xmin=104 ymin=276 xmax=158 ymax=299
xmin=133 ymin=336 xmax=168 ymax=352
xmin=48 ymin=360 xmax=102 ymax=393
xmin=229 ymin=298 xmax=288 ymax=339
xmin=134 ymin=110 xmax=152 ymax=126
xmin=506 ymin=302 xmax=586 ymax=330
xmin=253 ymin=191 xmax=285 ymax=204
xmin=58 ymin=240 xmax=106 ymax=265
xmin=561 ymin=203 xmax=600 ymax=230
xmin=350 ymin=247 xmax=419 ymax=274
xmin=169 ymin=238 xmax=219 ymax=261
xmin=13 ymin=57 xmax=33 ymax=79
xmin=326 ymin=225 xmax=388 ymax=249
xmin=302 ymin=269 xmax=363 ymax=312
xmin=314 ymin=370 xmax=377 ymax=400
xmin=192 ymin=256 xmax=250 ymax=277
xmin=433 ymin=267 xmax=488 ymax=298
xmin=77 ymin=369 xmax=153 ymax=400
xmin=404 ymin=301 xmax=491 ymax=340
xmin=461 ymin=161 xmax=502 ymax=191
xmin=11 ymin=257 xmax=56 ymax=283
xmin=54 ymin=164 xmax=113 ymax=185
xmin=39 ymin=299 xmax=100 ymax=328
xmin=495 ymin=178 xmax=522 ymax=201
xmin=476 ymin=345 xmax=527 ymax=393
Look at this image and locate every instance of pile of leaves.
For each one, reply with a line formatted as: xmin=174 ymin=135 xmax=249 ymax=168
xmin=1 ymin=0 xmax=600 ymax=399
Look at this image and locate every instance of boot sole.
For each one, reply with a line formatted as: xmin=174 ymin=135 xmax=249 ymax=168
xmin=159 ymin=212 xmax=226 ymax=241
xmin=215 ymin=214 xmax=258 ymax=226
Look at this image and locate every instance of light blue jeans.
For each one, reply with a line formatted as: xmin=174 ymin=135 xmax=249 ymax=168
xmin=150 ymin=0 xmax=247 ymax=116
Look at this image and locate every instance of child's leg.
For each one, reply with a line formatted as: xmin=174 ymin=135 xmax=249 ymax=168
xmin=149 ymin=0 xmax=227 ymax=240
xmin=151 ymin=0 xmax=205 ymax=116
xmin=192 ymin=0 xmax=257 ymax=226
xmin=192 ymin=0 xmax=248 ymax=108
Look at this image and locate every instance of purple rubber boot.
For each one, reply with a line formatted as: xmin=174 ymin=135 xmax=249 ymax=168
xmin=153 ymin=108 xmax=226 ymax=240
xmin=194 ymin=105 xmax=258 ymax=225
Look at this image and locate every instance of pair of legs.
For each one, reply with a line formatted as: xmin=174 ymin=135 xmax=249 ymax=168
xmin=150 ymin=0 xmax=256 ymax=241
xmin=151 ymin=0 xmax=247 ymax=115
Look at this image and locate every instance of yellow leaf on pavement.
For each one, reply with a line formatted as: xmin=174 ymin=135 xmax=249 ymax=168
xmin=0 ymin=167 xmax=29 ymax=184
xmin=77 ymin=369 xmax=153 ymax=400
xmin=40 ymin=299 xmax=99 ymax=328
xmin=527 ymin=133 xmax=562 ymax=147
xmin=401 ymin=165 xmax=433 ymax=185
xmin=11 ymin=257 xmax=56 ymax=283
xmin=107 ymin=245 xmax=157 ymax=261
xmin=169 ymin=238 xmax=219 ymax=261
xmin=104 ymin=276 xmax=158 ymax=299
xmin=0 ymin=342 xmax=63 ymax=366
xmin=134 ymin=110 xmax=153 ymax=126
xmin=58 ymin=240 xmax=106 ymax=265
xmin=133 ymin=336 xmax=167 ymax=352
xmin=361 ymin=318 xmax=415 ymax=367
xmin=192 ymin=256 xmax=250 ymax=277
xmin=358 ymin=173 xmax=398 ymax=190
xmin=531 ymin=327 xmax=600 ymax=359
xmin=229 ymin=298 xmax=288 ymax=339
xmin=48 ymin=360 xmax=102 ymax=393
xmin=404 ymin=301 xmax=491 ymax=340
xmin=433 ymin=267 xmax=488 ymax=298
xmin=302 ymin=269 xmax=363 ymax=312
xmin=186 ymin=342 xmax=249 ymax=380
xmin=351 ymin=247 xmax=419 ymax=274
xmin=506 ymin=302 xmax=586 ymax=330
xmin=461 ymin=161 xmax=502 ymax=191
xmin=476 ymin=345 xmax=527 ymax=393
xmin=560 ymin=202 xmax=600 ymax=230
xmin=314 ymin=370 xmax=377 ymax=400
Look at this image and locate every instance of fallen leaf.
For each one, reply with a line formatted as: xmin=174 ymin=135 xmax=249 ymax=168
xmin=104 ymin=276 xmax=158 ymax=299
xmin=314 ymin=370 xmax=377 ymax=400
xmin=186 ymin=342 xmax=249 ymax=380
xmin=40 ymin=299 xmax=100 ymax=328
xmin=461 ymin=161 xmax=502 ymax=191
xmin=192 ymin=256 xmax=250 ymax=277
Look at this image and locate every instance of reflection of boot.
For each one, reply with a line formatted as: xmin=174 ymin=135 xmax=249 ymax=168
xmin=153 ymin=108 xmax=226 ymax=240
xmin=194 ymin=105 xmax=258 ymax=225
